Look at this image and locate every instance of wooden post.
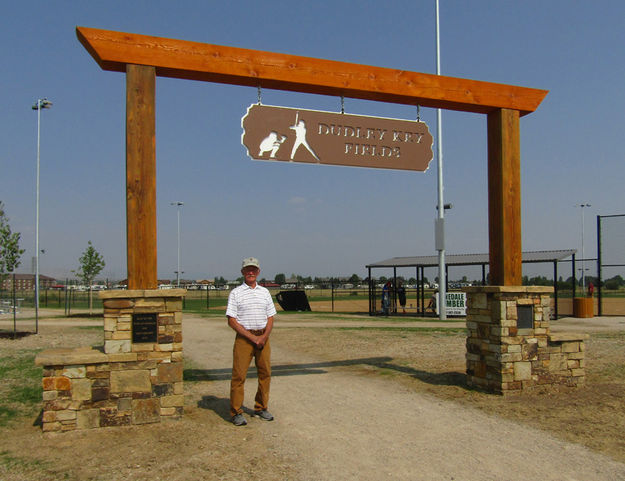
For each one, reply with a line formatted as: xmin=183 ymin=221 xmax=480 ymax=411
xmin=488 ymin=108 xmax=522 ymax=286
xmin=126 ymin=64 xmax=157 ymax=289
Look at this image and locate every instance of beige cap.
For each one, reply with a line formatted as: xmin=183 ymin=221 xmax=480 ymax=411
xmin=242 ymin=257 xmax=260 ymax=269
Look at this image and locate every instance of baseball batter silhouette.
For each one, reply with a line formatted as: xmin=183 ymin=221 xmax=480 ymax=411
xmin=289 ymin=113 xmax=320 ymax=161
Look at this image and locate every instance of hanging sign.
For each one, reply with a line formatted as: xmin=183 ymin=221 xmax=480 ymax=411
xmin=241 ymin=104 xmax=433 ymax=171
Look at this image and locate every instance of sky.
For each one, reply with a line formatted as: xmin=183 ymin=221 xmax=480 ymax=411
xmin=1 ymin=0 xmax=624 ymax=283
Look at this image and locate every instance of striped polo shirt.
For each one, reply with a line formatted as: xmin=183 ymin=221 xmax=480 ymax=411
xmin=226 ymin=283 xmax=277 ymax=330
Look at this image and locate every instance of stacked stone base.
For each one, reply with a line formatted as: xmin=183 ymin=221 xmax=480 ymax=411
xmin=35 ymin=289 xmax=186 ymax=432
xmin=465 ymin=286 xmax=588 ymax=395
xmin=36 ymin=347 xmax=183 ymax=431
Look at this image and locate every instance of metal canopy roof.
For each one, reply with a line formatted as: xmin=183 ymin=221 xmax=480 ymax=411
xmin=366 ymin=249 xmax=577 ymax=269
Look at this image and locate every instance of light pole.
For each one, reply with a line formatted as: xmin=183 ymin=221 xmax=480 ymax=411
xmin=578 ymin=203 xmax=591 ymax=292
xmin=171 ymin=202 xmax=184 ymax=286
xmin=32 ymin=98 xmax=52 ymax=331
xmin=434 ymin=0 xmax=447 ymax=319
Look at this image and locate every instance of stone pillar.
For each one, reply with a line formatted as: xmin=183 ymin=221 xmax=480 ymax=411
xmin=100 ymin=289 xmax=184 ymax=357
xmin=464 ymin=286 xmax=587 ymax=394
xmin=100 ymin=288 xmax=186 ymax=424
xmin=35 ymin=288 xmax=187 ymax=432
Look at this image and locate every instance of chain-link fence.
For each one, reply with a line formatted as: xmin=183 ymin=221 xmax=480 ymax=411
xmin=598 ymin=214 xmax=625 ymax=315
xmin=187 ymin=286 xmax=372 ymax=314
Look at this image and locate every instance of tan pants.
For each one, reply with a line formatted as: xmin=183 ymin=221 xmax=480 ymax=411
xmin=230 ymin=332 xmax=271 ymax=417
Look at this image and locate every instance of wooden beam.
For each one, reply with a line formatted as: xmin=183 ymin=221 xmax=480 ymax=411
xmin=488 ymin=109 xmax=522 ymax=286
xmin=76 ymin=26 xmax=547 ymax=116
xmin=126 ymin=64 xmax=157 ymax=290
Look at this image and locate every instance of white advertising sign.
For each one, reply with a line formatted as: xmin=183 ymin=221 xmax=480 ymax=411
xmin=436 ymin=292 xmax=467 ymax=317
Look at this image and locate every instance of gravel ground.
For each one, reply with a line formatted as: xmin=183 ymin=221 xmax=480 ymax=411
xmin=0 ymin=312 xmax=624 ymax=480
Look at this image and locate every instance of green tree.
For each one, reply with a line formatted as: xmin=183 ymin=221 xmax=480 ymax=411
xmin=604 ymin=275 xmax=624 ymax=290
xmin=74 ymin=241 xmax=105 ymax=314
xmin=349 ymin=273 xmax=361 ymax=284
xmin=274 ymin=273 xmax=286 ymax=285
xmin=585 ymin=276 xmax=599 ymax=287
xmin=0 ymin=201 xmax=25 ymax=284
xmin=530 ymin=276 xmax=552 ymax=286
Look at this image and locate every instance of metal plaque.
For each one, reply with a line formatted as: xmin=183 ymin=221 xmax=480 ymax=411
xmin=241 ymin=104 xmax=433 ymax=171
xmin=132 ymin=313 xmax=158 ymax=343
xmin=517 ymin=305 xmax=534 ymax=329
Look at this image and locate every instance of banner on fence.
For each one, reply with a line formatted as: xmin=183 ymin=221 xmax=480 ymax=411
xmin=436 ymin=292 xmax=466 ymax=316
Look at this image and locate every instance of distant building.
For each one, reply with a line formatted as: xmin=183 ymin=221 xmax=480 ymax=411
xmin=1 ymin=274 xmax=57 ymax=291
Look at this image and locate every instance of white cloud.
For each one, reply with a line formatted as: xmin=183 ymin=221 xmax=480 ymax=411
xmin=288 ymin=196 xmax=307 ymax=205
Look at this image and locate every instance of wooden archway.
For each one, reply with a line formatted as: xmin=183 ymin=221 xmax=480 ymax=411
xmin=77 ymin=27 xmax=547 ymax=290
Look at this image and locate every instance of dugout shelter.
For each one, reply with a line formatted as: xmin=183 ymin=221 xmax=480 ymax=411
xmin=367 ymin=249 xmax=577 ymax=318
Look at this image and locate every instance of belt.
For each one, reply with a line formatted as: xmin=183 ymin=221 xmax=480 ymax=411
xmin=247 ymin=328 xmax=266 ymax=335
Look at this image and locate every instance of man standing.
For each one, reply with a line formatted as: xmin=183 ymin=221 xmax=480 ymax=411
xmin=397 ymin=280 xmax=407 ymax=314
xmin=226 ymin=257 xmax=277 ymax=426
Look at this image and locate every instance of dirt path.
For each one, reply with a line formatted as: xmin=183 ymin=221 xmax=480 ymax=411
xmin=550 ymin=315 xmax=625 ymax=333
xmin=184 ymin=316 xmax=625 ymax=480
xmin=3 ymin=312 xmax=624 ymax=479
